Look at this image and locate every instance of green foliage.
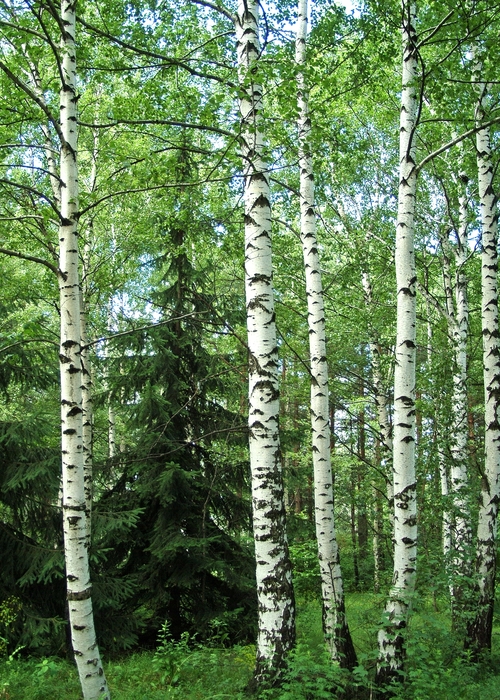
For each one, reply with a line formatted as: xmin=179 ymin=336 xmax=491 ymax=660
xmin=1 ymin=596 xmax=500 ymax=699
xmin=259 ymin=644 xmax=350 ymax=700
xmin=0 ymin=597 xmax=21 ymax=656
xmin=289 ymin=540 xmax=321 ymax=600
xmin=152 ymin=622 xmax=192 ymax=687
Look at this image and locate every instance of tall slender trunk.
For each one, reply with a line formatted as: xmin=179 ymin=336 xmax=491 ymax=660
xmin=438 ymin=443 xmax=452 ymax=567
xmin=362 ymin=270 xmax=394 ymax=529
xmin=236 ymin=0 xmax=295 ymax=686
xmin=377 ymin=0 xmax=418 ymax=685
xmin=441 ymin=197 xmax=472 ymax=628
xmin=466 ymin=54 xmax=500 ymax=654
xmin=80 ymin=275 xmax=93 ymax=540
xmin=81 ymin=134 xmax=99 ymax=518
xmin=295 ymin=0 xmax=356 ymax=669
xmin=58 ymin=2 xmax=109 ymax=697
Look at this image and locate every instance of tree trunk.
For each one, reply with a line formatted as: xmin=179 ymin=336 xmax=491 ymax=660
xmin=58 ymin=2 xmax=109 ymax=697
xmin=295 ymin=0 xmax=356 ymax=669
xmin=377 ymin=0 xmax=418 ymax=686
xmin=362 ymin=271 xmax=394 ymax=530
xmin=236 ymin=0 xmax=295 ymax=687
xmin=466 ymin=54 xmax=500 ymax=655
xmin=441 ymin=188 xmax=472 ymax=630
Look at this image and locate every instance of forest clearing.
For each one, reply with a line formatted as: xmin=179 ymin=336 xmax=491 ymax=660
xmin=1 ymin=0 xmax=500 ymax=698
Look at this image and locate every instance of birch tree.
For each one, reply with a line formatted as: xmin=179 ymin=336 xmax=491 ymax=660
xmin=0 ymin=2 xmax=109 ymax=696
xmin=466 ymin=52 xmax=500 ymax=655
xmin=295 ymin=0 xmax=356 ymax=668
xmin=438 ymin=207 xmax=472 ymax=626
xmin=58 ymin=1 xmax=110 ymax=697
xmin=236 ymin=0 xmax=295 ymax=686
xmin=377 ymin=0 xmax=418 ymax=685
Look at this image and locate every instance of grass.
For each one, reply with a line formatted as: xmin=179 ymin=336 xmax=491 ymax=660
xmin=2 ymin=595 xmax=500 ymax=700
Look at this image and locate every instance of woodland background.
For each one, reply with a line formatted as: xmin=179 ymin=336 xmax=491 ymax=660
xmin=1 ymin=0 xmax=500 ymax=698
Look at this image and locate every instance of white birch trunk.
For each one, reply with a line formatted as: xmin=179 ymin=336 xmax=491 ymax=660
xmin=104 ymin=306 xmax=117 ymax=460
xmin=467 ymin=55 xmax=500 ymax=653
xmin=295 ymin=0 xmax=356 ymax=668
xmin=58 ymin=2 xmax=109 ymax=697
xmin=80 ymin=292 xmax=93 ymax=550
xmin=236 ymin=0 xmax=295 ymax=686
xmin=81 ymin=242 xmax=93 ymax=532
xmin=438 ymin=445 xmax=453 ymax=568
xmin=362 ymin=271 xmax=395 ymax=525
xmin=81 ymin=132 xmax=99 ymax=527
xmin=444 ymin=181 xmax=473 ymax=623
xmin=377 ymin=0 xmax=418 ymax=683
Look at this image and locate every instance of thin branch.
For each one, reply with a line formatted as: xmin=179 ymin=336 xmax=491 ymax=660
xmin=79 ymin=118 xmax=235 ymax=138
xmin=0 ymin=61 xmax=63 ymax=143
xmin=0 ymin=338 xmax=59 ymax=355
xmin=0 ymin=19 xmax=45 ymax=41
xmin=76 ymin=16 xmax=237 ymax=87
xmin=269 ymin=176 xmax=300 ymax=197
xmin=0 ymin=246 xmax=59 ymax=275
xmin=416 ymin=280 xmax=456 ymax=331
xmin=0 ymin=178 xmax=60 ymax=218
xmin=416 ymin=115 xmax=500 ymax=173
xmin=0 ymin=214 xmax=47 ymax=222
xmin=84 ymin=312 xmax=205 ymax=349
xmin=189 ymin=0 xmax=236 ymax=23
xmin=79 ymin=173 xmax=238 ymax=215
xmin=416 ymin=10 xmax=454 ymax=49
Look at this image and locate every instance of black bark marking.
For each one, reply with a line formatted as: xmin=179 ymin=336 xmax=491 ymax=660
xmin=67 ymin=586 xmax=92 ymax=601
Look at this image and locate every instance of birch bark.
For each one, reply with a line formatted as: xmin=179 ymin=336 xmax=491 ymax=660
xmin=377 ymin=0 xmax=418 ymax=684
xmin=362 ymin=270 xmax=394 ymax=526
xmin=295 ymin=0 xmax=356 ymax=669
xmin=58 ymin=2 xmax=109 ymax=697
xmin=236 ymin=0 xmax=295 ymax=686
xmin=466 ymin=55 xmax=500 ymax=654
xmin=440 ymin=206 xmax=472 ymax=625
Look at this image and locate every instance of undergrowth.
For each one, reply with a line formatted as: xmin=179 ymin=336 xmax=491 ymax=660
xmin=1 ymin=595 xmax=499 ymax=700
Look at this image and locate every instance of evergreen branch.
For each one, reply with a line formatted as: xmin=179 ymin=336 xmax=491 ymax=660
xmin=0 ymin=246 xmax=59 ymax=276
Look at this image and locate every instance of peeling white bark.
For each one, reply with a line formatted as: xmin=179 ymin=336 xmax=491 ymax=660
xmin=295 ymin=0 xmax=355 ymax=668
xmin=377 ymin=0 xmax=418 ymax=683
xmin=58 ymin=2 xmax=109 ymax=697
xmin=236 ymin=0 xmax=295 ymax=685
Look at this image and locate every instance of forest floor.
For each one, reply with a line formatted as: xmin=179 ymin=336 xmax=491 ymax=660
xmin=1 ymin=594 xmax=500 ymax=700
